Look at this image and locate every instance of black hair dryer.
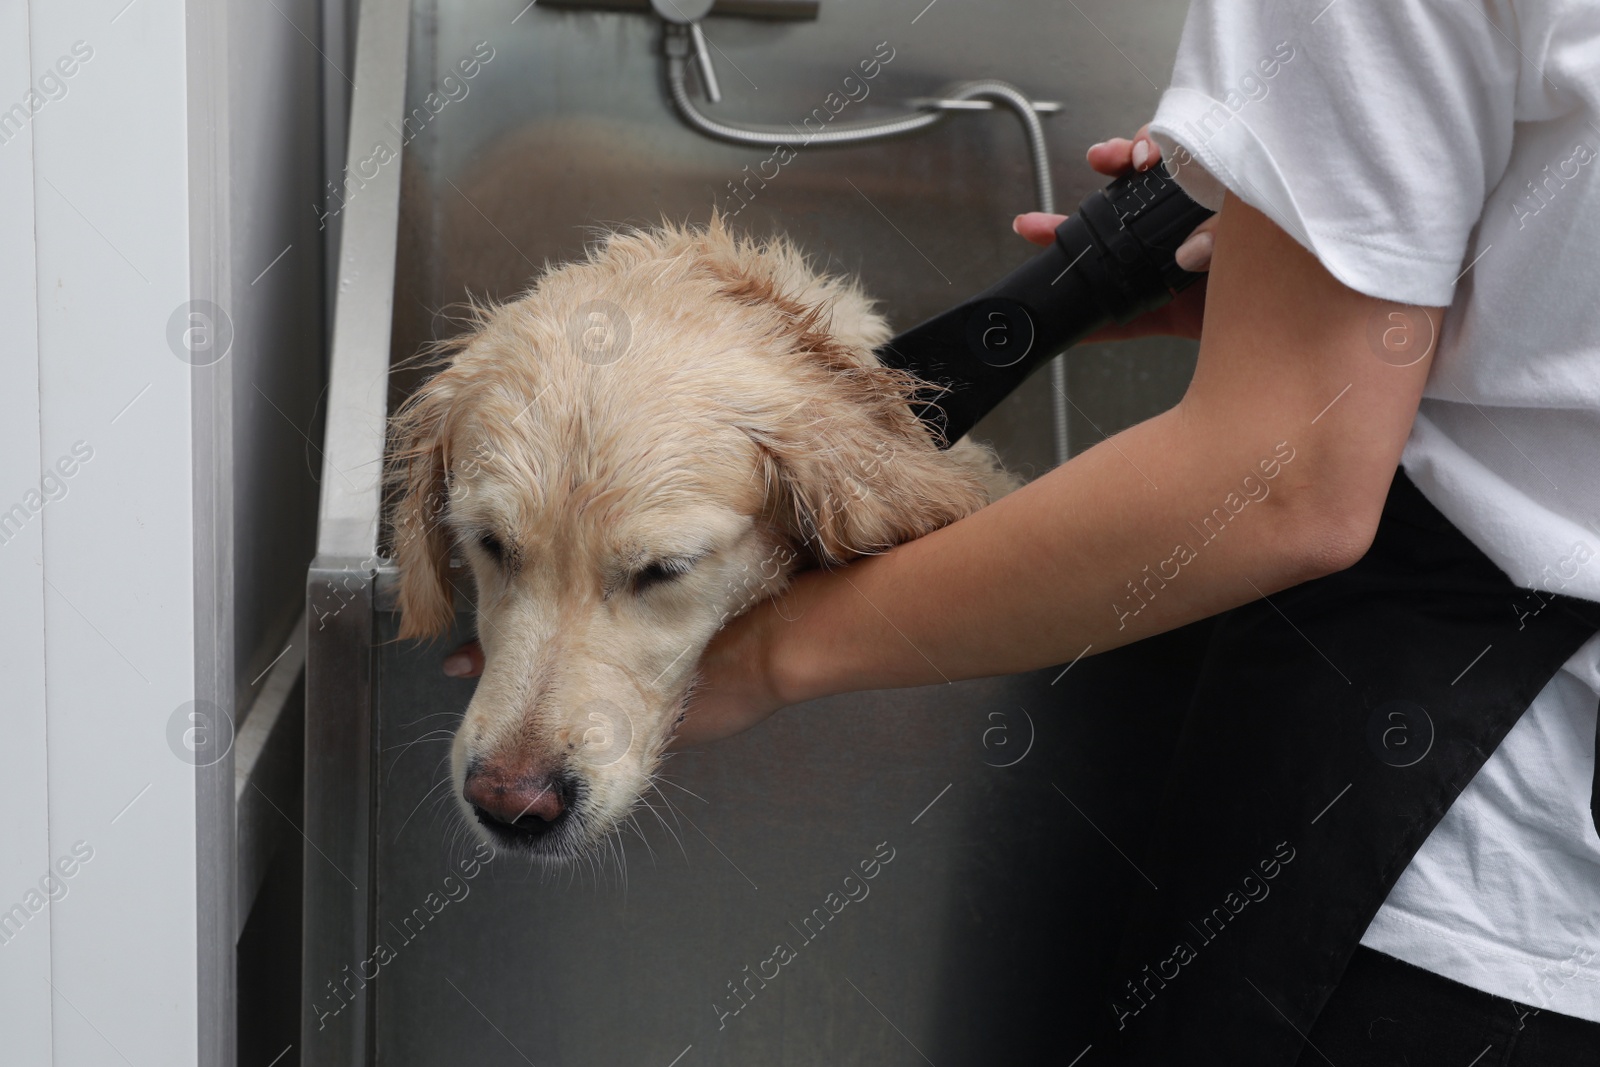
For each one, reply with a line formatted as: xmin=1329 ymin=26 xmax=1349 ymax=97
xmin=877 ymin=166 xmax=1215 ymax=446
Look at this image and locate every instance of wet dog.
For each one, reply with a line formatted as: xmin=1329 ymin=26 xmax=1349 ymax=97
xmin=389 ymin=217 xmax=1012 ymax=861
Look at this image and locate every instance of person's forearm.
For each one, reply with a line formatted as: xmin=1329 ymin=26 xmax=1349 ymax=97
xmin=763 ymin=399 xmax=1357 ymax=705
xmin=757 ymin=193 xmax=1436 ymax=707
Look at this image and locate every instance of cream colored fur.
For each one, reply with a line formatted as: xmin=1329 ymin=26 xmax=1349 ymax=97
xmin=389 ymin=216 xmax=1015 ymax=861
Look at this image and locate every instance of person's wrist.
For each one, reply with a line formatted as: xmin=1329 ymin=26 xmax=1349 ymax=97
xmin=752 ymin=596 xmax=801 ymax=712
xmin=760 ymin=572 xmax=827 ymax=711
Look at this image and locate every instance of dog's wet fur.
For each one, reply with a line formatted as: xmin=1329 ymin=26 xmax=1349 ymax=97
xmin=389 ymin=216 xmax=1013 ymax=862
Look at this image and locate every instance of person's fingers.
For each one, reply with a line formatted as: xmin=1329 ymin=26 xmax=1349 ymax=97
xmin=1174 ymin=215 xmax=1219 ymax=272
xmin=1174 ymin=231 xmax=1214 ymax=273
xmin=1086 ymin=124 xmax=1161 ymax=177
xmin=1129 ymin=123 xmax=1162 ymax=172
xmin=442 ymin=640 xmax=485 ymax=678
xmin=1013 ymin=211 xmax=1070 ymax=246
xmin=1085 ymin=137 xmax=1134 ymax=176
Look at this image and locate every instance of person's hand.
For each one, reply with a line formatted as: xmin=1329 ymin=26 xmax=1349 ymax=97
xmin=668 ymin=601 xmax=790 ymax=749
xmin=1013 ymin=125 xmax=1214 ymax=342
xmin=441 ymin=640 xmax=484 ymax=677
xmin=437 ymin=596 xmax=792 ymax=748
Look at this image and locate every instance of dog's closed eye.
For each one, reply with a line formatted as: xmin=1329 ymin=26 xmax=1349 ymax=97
xmin=631 ymin=556 xmax=699 ymax=595
xmin=476 ymin=530 xmax=509 ymax=564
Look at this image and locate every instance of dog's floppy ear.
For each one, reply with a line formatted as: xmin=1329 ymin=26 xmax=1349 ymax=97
xmin=741 ymin=305 xmax=993 ymax=565
xmin=389 ymin=374 xmax=460 ymax=640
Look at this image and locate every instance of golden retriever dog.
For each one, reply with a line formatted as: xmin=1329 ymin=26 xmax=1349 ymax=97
xmin=389 ymin=216 xmax=1013 ymax=862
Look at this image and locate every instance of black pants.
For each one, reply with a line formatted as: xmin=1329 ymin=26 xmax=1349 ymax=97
xmin=1295 ymin=945 xmax=1600 ymax=1066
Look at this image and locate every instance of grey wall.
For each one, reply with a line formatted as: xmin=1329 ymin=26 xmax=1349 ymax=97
xmin=228 ymin=0 xmax=333 ymax=724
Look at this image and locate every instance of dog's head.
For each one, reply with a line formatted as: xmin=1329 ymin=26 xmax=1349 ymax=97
xmin=389 ymin=219 xmax=996 ymax=861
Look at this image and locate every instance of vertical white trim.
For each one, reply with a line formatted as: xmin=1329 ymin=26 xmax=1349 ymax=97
xmin=29 ymin=0 xmax=199 ymax=1062
xmin=0 ymin=0 xmax=54 ymax=1061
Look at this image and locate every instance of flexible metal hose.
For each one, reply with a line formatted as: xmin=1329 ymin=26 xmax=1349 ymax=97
xmin=667 ymin=59 xmax=1055 ymax=212
xmin=666 ymin=54 xmax=944 ymax=145
xmin=667 ymin=50 xmax=1071 ymax=462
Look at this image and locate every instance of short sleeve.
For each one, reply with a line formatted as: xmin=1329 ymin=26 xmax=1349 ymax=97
xmin=1146 ymin=0 xmax=1519 ymax=307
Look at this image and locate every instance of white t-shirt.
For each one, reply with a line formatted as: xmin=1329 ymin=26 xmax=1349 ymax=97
xmin=1146 ymin=0 xmax=1600 ymax=1022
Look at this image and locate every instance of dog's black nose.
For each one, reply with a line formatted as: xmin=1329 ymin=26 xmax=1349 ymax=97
xmin=464 ymin=764 xmax=569 ymax=839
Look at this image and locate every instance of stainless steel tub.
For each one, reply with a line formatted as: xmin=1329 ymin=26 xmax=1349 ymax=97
xmin=305 ymin=2 xmax=1200 ymax=1062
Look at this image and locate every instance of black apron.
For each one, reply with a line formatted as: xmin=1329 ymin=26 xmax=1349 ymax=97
xmin=1098 ymin=469 xmax=1600 ymax=1065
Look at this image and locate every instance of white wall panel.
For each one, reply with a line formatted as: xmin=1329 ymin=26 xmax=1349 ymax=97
xmin=29 ymin=0 xmax=198 ymax=1063
xmin=0 ymin=0 xmax=55 ymax=1062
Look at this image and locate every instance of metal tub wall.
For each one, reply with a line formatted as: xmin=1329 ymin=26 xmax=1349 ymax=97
xmin=357 ymin=2 xmax=1200 ymax=1063
xmin=386 ymin=0 xmax=1199 ymax=469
